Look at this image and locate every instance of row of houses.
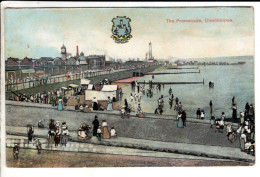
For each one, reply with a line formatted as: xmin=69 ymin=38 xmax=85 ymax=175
xmin=5 ymin=54 xmax=107 ymax=69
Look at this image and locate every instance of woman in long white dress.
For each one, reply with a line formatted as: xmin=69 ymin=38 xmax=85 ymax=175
xmin=177 ymin=112 xmax=184 ymax=128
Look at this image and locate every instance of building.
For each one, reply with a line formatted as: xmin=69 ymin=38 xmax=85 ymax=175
xmin=61 ymin=44 xmax=67 ymax=64
xmin=53 ymin=57 xmax=62 ymax=66
xmin=5 ymin=57 xmax=20 ymax=66
xmin=76 ymin=52 xmax=87 ymax=65
xmin=35 ymin=57 xmax=53 ymax=66
xmin=86 ymin=55 xmax=105 ymax=69
xmin=20 ymin=57 xmax=36 ymax=66
xmin=66 ymin=57 xmax=77 ymax=65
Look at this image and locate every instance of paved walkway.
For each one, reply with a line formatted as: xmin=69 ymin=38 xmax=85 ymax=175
xmin=6 ymin=135 xmax=229 ymax=162
xmin=5 ymin=126 xmax=254 ymax=163
xmin=5 ymin=102 xmax=240 ymax=148
xmin=5 ymin=100 xmax=239 ymax=126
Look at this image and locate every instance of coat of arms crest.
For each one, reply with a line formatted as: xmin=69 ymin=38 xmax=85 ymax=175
xmin=111 ymin=16 xmax=132 ymax=43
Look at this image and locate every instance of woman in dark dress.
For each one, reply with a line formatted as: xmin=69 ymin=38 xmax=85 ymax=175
xmin=92 ymin=116 xmax=99 ymax=136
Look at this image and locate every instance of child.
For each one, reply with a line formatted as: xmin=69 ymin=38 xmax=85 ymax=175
xmin=97 ymin=126 xmax=102 ymax=141
xmin=110 ymin=127 xmax=117 ymax=138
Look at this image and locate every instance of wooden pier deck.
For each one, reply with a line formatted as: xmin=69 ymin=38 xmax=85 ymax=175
xmin=113 ymin=80 xmax=205 ymax=85
xmin=167 ymin=67 xmax=199 ymax=69
xmin=145 ymin=71 xmax=200 ymax=75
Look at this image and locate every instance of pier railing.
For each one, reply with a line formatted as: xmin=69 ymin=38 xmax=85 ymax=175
xmin=5 ymin=66 xmax=156 ymax=92
xmin=5 ymin=70 xmax=117 ymax=92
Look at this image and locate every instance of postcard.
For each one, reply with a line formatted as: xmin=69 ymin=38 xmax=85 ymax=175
xmin=1 ymin=1 xmax=255 ymax=173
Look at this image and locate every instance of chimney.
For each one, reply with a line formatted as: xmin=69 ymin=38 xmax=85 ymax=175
xmin=76 ymin=46 xmax=79 ymax=57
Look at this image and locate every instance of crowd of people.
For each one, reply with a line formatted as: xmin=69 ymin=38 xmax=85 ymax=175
xmin=9 ymin=89 xmax=70 ymax=106
xmin=91 ymin=116 xmax=117 ymax=141
xmin=48 ymin=119 xmax=70 ymax=147
xmin=209 ymin=98 xmax=255 ymax=156
xmin=77 ymin=116 xmax=117 ymax=141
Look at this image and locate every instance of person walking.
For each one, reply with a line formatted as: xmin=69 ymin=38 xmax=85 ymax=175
xmin=130 ymin=93 xmax=134 ymax=102
xmin=221 ymin=112 xmax=226 ymax=121
xmin=110 ymin=127 xmax=117 ymax=138
xmin=27 ymin=125 xmax=34 ymax=144
xmin=240 ymin=112 xmax=245 ymax=125
xmin=196 ymin=108 xmax=201 ymax=119
xmin=57 ymin=98 xmax=63 ymax=111
xmin=92 ymin=97 xmax=98 ymax=110
xmin=209 ymin=100 xmax=213 ymax=117
xmin=13 ymin=144 xmax=19 ymax=160
xmin=97 ymin=126 xmax=102 ymax=141
xmin=175 ymin=97 xmax=179 ymax=105
xmin=54 ymin=133 xmax=60 ymax=147
xmin=177 ymin=111 xmax=184 ymax=128
xmin=61 ymin=122 xmax=69 ymax=146
xmin=232 ymin=104 xmax=237 ymax=120
xmin=232 ymin=96 xmax=236 ymax=105
xmin=182 ymin=110 xmax=187 ymax=127
xmin=92 ymin=116 xmax=99 ymax=137
xmin=102 ymin=119 xmax=110 ymax=139
xmin=248 ymin=104 xmax=254 ymax=122
xmin=35 ymin=138 xmax=42 ymax=154
xmin=107 ymin=96 xmax=113 ymax=111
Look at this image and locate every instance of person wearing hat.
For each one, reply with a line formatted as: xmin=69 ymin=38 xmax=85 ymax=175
xmin=57 ymin=97 xmax=63 ymax=111
xmin=102 ymin=119 xmax=110 ymax=139
xmin=92 ymin=97 xmax=98 ymax=110
xmin=13 ymin=144 xmax=19 ymax=160
xmin=61 ymin=122 xmax=69 ymax=146
xmin=196 ymin=108 xmax=201 ymax=119
xmin=121 ymin=105 xmax=126 ymax=119
xmin=38 ymin=120 xmax=44 ymax=128
xmin=248 ymin=104 xmax=254 ymax=122
xmin=27 ymin=124 xmax=34 ymax=144
xmin=221 ymin=112 xmax=226 ymax=121
xmin=79 ymin=104 xmax=84 ymax=112
xmin=136 ymin=104 xmax=143 ymax=118
xmin=92 ymin=115 xmax=99 ymax=137
xmin=110 ymin=127 xmax=117 ymax=138
xmin=227 ymin=123 xmax=234 ymax=143
xmin=83 ymin=104 xmax=91 ymax=113
xmin=240 ymin=112 xmax=245 ymax=125
xmin=107 ymin=96 xmax=113 ymax=111
xmin=35 ymin=138 xmax=42 ymax=154
xmin=55 ymin=121 xmax=61 ymax=133
xmin=232 ymin=104 xmax=237 ymax=119
xmin=97 ymin=126 xmax=102 ymax=141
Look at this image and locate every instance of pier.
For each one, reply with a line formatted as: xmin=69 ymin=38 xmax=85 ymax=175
xmin=167 ymin=67 xmax=199 ymax=69
xmin=145 ymin=70 xmax=200 ymax=75
xmin=113 ymin=79 xmax=205 ymax=85
xmin=5 ymin=65 xmax=160 ymax=99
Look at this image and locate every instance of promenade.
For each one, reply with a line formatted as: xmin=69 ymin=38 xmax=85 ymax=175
xmin=4 ymin=101 xmax=255 ymax=163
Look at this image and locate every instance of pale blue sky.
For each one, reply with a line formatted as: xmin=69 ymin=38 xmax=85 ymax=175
xmin=5 ymin=7 xmax=254 ymax=60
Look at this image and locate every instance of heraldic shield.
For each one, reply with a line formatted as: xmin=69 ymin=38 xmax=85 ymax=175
xmin=111 ymin=16 xmax=132 ymax=43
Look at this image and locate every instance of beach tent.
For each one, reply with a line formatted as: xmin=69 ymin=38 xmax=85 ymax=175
xmin=61 ymin=87 xmax=68 ymax=95
xmin=101 ymin=85 xmax=119 ymax=101
xmin=69 ymin=84 xmax=79 ymax=88
xmin=80 ymin=78 xmax=91 ymax=86
xmin=85 ymin=90 xmax=107 ymax=101
xmin=87 ymin=84 xmax=94 ymax=90
xmin=69 ymin=84 xmax=79 ymax=93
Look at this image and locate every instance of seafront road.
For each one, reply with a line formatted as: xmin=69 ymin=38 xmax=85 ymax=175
xmin=4 ymin=100 xmax=255 ymax=163
xmin=6 ymin=100 xmax=239 ymax=148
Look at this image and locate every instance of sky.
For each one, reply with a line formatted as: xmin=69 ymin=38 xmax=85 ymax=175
xmin=4 ymin=7 xmax=254 ymax=60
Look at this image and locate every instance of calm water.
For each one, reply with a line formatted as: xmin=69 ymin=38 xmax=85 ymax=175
xmin=118 ymin=57 xmax=254 ymax=119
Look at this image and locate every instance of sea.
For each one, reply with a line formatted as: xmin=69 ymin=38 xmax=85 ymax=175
xmin=117 ymin=56 xmax=254 ymax=119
